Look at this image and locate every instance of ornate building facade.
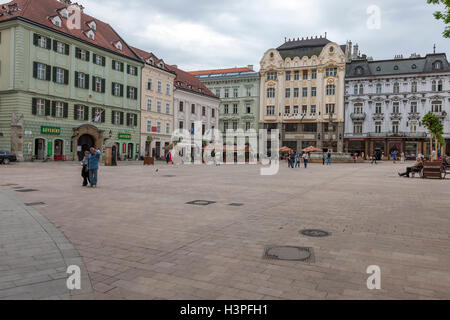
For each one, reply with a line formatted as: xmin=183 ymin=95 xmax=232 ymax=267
xmin=344 ymin=53 xmax=450 ymax=159
xmin=259 ymin=36 xmax=348 ymax=152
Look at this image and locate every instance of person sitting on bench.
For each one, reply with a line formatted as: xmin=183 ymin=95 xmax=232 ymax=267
xmin=398 ymin=157 xmax=423 ymax=178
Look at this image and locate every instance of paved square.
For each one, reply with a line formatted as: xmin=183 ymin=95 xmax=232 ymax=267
xmin=1 ymin=161 xmax=449 ymax=299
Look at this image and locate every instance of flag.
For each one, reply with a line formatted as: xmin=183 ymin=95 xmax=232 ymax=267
xmin=94 ymin=110 xmax=102 ymax=122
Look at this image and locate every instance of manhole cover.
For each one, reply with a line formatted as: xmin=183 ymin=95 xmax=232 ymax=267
xmin=25 ymin=202 xmax=46 ymax=206
xmin=300 ymin=229 xmax=331 ymax=237
xmin=15 ymin=189 xmax=38 ymax=193
xmin=229 ymin=203 xmax=243 ymax=206
xmin=263 ymin=246 xmax=314 ymax=262
xmin=186 ymin=200 xmax=216 ymax=206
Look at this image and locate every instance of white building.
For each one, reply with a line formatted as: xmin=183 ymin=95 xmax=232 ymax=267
xmin=345 ymin=53 xmax=450 ymax=159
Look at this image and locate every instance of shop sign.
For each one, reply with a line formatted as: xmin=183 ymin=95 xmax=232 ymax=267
xmin=118 ymin=133 xmax=132 ymax=140
xmin=41 ymin=126 xmax=61 ymax=135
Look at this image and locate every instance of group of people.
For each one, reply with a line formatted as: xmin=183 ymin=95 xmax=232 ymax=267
xmin=286 ymin=150 xmax=332 ymax=168
xmin=81 ymin=147 xmax=102 ymax=187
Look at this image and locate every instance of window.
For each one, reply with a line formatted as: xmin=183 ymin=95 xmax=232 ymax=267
xmin=303 ymin=70 xmax=308 ymax=80
xmin=93 ymin=76 xmax=104 ymax=93
xmin=112 ymin=111 xmax=122 ymax=125
xmin=179 ymin=121 xmax=184 ymax=129
xmin=353 ymin=122 xmax=362 ymax=134
xmin=437 ymin=80 xmax=443 ymax=92
xmin=166 ymin=103 xmax=170 ymax=115
xmin=376 ymin=83 xmax=382 ymax=94
xmin=311 ymin=87 xmax=316 ymax=97
xmin=246 ymin=87 xmax=252 ymax=97
xmin=224 ymin=104 xmax=229 ymax=114
xmin=302 ymin=105 xmax=307 ymax=114
xmin=112 ymin=60 xmax=123 ymax=72
xmin=353 ymin=84 xmax=358 ymax=95
xmin=302 ymin=87 xmax=308 ymax=97
xmin=326 ymin=104 xmax=335 ymax=114
xmin=410 ymin=121 xmax=417 ymax=133
xmin=75 ymin=72 xmax=88 ymax=89
xmin=246 ymin=104 xmax=251 ymax=114
xmin=55 ymin=102 xmax=64 ymax=118
xmin=86 ymin=30 xmax=94 ymax=40
xmin=359 ymin=84 xmax=364 ymax=95
xmin=157 ymin=122 xmax=161 ymax=133
xmin=285 ymin=72 xmax=291 ymax=81
xmin=36 ymin=99 xmax=45 ymax=116
xmin=267 ymin=72 xmax=277 ymax=80
xmin=76 ymin=48 xmax=89 ymax=61
xmin=432 ymin=101 xmax=442 ymax=112
xmin=246 ymin=122 xmax=251 ymax=131
xmin=392 ymin=102 xmax=400 ymax=113
xmin=212 ymin=109 xmax=215 ymax=118
xmin=411 ymin=81 xmax=417 ymax=93
xmin=285 ymin=88 xmax=291 ymax=98
xmin=433 ymin=61 xmax=442 ymax=70
xmin=158 ymin=81 xmax=162 ymax=93
xmin=326 ymin=68 xmax=337 ymax=76
xmin=147 ymin=99 xmax=152 ymax=111
xmin=146 ymin=120 xmax=152 ymax=132
xmin=34 ymin=34 xmax=50 ymax=49
xmin=310 ymin=105 xmax=316 ymax=114
xmin=179 ymin=101 xmax=183 ymax=112
xmin=354 ymin=103 xmax=363 ymax=114
xmin=410 ymin=101 xmax=417 ymax=113
xmin=35 ymin=63 xmax=47 ymax=80
xmin=127 ymin=86 xmax=137 ymax=99
xmin=127 ymin=113 xmax=137 ymax=127
xmin=294 ymin=71 xmax=299 ymax=80
xmin=267 ymin=105 xmax=275 ymax=115
xmin=284 ymin=106 xmax=290 ymax=114
xmin=233 ymin=104 xmax=238 ymax=114
xmin=233 ymin=88 xmax=238 ymax=98
xmin=75 ymin=105 xmax=86 ymax=121
xmin=224 ymin=88 xmax=229 ymax=98
xmin=127 ymin=65 xmax=137 ymax=76
xmin=311 ymin=69 xmax=317 ymax=79
xmin=157 ymin=101 xmax=162 ymax=113
xmin=112 ymin=82 xmax=123 ymax=96
xmin=215 ymin=89 xmax=221 ymax=97
xmin=267 ymin=88 xmax=275 ymax=98
xmin=54 ymin=67 xmax=65 ymax=84
xmin=294 ymin=88 xmax=299 ymax=98
xmin=375 ymin=103 xmax=382 ymax=114
xmin=92 ymin=108 xmax=105 ymax=123
xmin=326 ymin=85 xmax=335 ymax=95
xmin=191 ymin=104 xmax=195 ymax=114
xmin=56 ymin=41 xmax=65 ymax=54
xmin=393 ymin=82 xmax=400 ymax=94
xmin=224 ymin=121 xmax=228 ymax=131
xmin=293 ymin=105 xmax=299 ymax=114
xmin=233 ymin=122 xmax=238 ymax=130
xmin=392 ymin=121 xmax=399 ymax=134
xmin=375 ymin=122 xmax=382 ymax=133
xmin=166 ymin=123 xmax=170 ymax=134
xmin=166 ymin=83 xmax=171 ymax=95
xmin=147 ymin=78 xmax=152 ymax=91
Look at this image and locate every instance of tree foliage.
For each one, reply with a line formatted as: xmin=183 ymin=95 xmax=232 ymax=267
xmin=428 ymin=0 xmax=450 ymax=38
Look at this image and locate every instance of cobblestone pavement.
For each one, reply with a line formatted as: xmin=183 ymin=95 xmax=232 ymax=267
xmin=0 ymin=161 xmax=449 ymax=299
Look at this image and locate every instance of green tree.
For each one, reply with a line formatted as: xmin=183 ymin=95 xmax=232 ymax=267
xmin=427 ymin=0 xmax=450 ymax=38
xmin=422 ymin=113 xmax=443 ymax=159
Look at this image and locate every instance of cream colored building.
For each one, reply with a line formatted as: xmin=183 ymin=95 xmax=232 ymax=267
xmin=259 ymin=36 xmax=349 ymax=152
xmin=132 ymin=47 xmax=176 ymax=159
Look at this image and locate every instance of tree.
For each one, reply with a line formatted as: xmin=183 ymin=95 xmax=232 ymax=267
xmin=427 ymin=0 xmax=450 ymax=38
xmin=422 ymin=113 xmax=443 ymax=159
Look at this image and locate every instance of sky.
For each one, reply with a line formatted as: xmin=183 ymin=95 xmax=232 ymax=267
xmin=22 ymin=0 xmax=450 ymax=71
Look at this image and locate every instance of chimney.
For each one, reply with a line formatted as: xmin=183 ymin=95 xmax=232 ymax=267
xmin=353 ymin=44 xmax=359 ymax=59
xmin=247 ymin=65 xmax=254 ymax=71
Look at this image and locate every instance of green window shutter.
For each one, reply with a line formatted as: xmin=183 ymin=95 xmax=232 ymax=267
xmin=33 ymin=62 xmax=38 ymax=78
xmin=101 ymin=109 xmax=105 ymax=123
xmin=127 ymin=65 xmax=130 ymax=74
xmin=93 ymin=53 xmax=97 ymax=64
xmin=111 ymin=82 xmax=115 ymax=95
xmin=120 ymin=62 xmax=124 ymax=72
xmin=45 ymin=64 xmax=51 ymax=81
xmin=112 ymin=60 xmax=116 ymax=69
xmin=75 ymin=47 xmax=80 ymax=59
xmin=111 ymin=111 xmax=115 ymax=124
xmin=32 ymin=98 xmax=37 ymax=115
xmin=126 ymin=86 xmax=130 ymax=98
xmin=33 ymin=33 xmax=38 ymax=46
xmin=64 ymin=69 xmax=69 ymax=84
xmin=86 ymin=51 xmax=90 ymax=62
xmin=74 ymin=71 xmax=79 ymax=88
xmin=53 ymin=40 xmax=57 ymax=52
xmin=134 ymin=87 xmax=138 ymax=100
xmin=46 ymin=38 xmax=51 ymax=50
xmin=51 ymin=101 xmax=56 ymax=117
xmin=101 ymin=79 xmax=105 ymax=93
xmin=120 ymin=112 xmax=124 ymax=125
xmin=91 ymin=108 xmax=95 ymax=121
xmin=120 ymin=84 xmax=124 ymax=97
xmin=102 ymin=56 xmax=106 ymax=66
xmin=92 ymin=76 xmax=96 ymax=91
xmin=134 ymin=114 xmax=137 ymax=126
xmin=63 ymin=103 xmax=68 ymax=118
xmin=74 ymin=105 xmax=78 ymax=120
xmin=84 ymin=106 xmax=89 ymax=121
xmin=85 ymin=74 xmax=89 ymax=89
xmin=126 ymin=113 xmax=130 ymax=126
xmin=45 ymin=100 xmax=51 ymax=116
xmin=52 ymin=67 xmax=57 ymax=82
xmin=65 ymin=44 xmax=70 ymax=55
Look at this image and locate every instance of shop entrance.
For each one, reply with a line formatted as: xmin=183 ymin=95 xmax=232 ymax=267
xmin=78 ymin=134 xmax=94 ymax=160
xmin=112 ymin=145 xmax=117 ymax=166
xmin=34 ymin=138 xmax=45 ymax=160
xmin=155 ymin=142 xmax=161 ymax=159
xmin=54 ymin=139 xmax=63 ymax=155
xmin=127 ymin=143 xmax=134 ymax=159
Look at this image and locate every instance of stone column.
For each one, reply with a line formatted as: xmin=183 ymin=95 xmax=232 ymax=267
xmin=10 ymin=113 xmax=24 ymax=161
xmin=337 ymin=122 xmax=344 ymax=152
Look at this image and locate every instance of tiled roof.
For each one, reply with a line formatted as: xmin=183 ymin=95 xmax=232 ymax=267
xmin=277 ymin=37 xmax=330 ymax=51
xmin=166 ymin=64 xmax=218 ymax=99
xmin=130 ymin=46 xmax=174 ymax=74
xmin=0 ymin=0 xmax=141 ymax=61
xmin=189 ymin=67 xmax=254 ymax=76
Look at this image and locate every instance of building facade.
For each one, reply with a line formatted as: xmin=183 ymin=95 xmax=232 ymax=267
xmin=190 ymin=67 xmax=260 ymax=138
xmin=345 ymin=53 xmax=450 ymax=159
xmin=132 ymin=47 xmax=176 ymax=159
xmin=0 ymin=0 xmax=142 ymax=161
xmin=168 ymin=65 xmax=220 ymax=144
xmin=259 ymin=36 xmax=348 ymax=153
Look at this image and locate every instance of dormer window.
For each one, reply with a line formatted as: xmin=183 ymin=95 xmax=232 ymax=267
xmin=394 ymin=65 xmax=399 ymax=71
xmin=158 ymin=62 xmax=164 ymax=68
xmin=86 ymin=29 xmax=95 ymax=40
xmin=147 ymin=58 xmax=154 ymax=65
xmin=59 ymin=8 xmax=68 ymax=19
xmin=355 ymin=66 xmax=364 ymax=75
xmin=433 ymin=61 xmax=442 ymax=70
xmin=87 ymin=21 xmax=97 ymax=30
xmin=51 ymin=16 xmax=62 ymax=27
xmin=114 ymin=41 xmax=122 ymax=51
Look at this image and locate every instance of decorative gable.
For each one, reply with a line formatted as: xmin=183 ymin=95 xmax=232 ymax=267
xmin=114 ymin=41 xmax=122 ymax=51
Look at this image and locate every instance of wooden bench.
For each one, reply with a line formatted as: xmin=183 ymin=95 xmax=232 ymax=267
xmin=422 ymin=161 xmax=446 ymax=179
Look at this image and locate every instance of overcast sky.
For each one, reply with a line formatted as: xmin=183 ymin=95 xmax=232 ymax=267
xmin=66 ymin=0 xmax=450 ymax=71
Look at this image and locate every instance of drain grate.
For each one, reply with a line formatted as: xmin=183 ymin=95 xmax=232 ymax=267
xmin=186 ymin=200 xmax=216 ymax=206
xmin=300 ymin=229 xmax=331 ymax=238
xmin=229 ymin=203 xmax=244 ymax=207
xmin=15 ymin=189 xmax=38 ymax=193
xmin=263 ymin=246 xmax=314 ymax=262
xmin=25 ymin=202 xmax=46 ymax=206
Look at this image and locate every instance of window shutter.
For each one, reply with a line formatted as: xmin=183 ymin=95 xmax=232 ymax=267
xmin=52 ymin=67 xmax=57 ymax=82
xmin=93 ymin=54 xmax=97 ymax=64
xmin=85 ymin=74 xmax=89 ymax=89
xmin=74 ymin=71 xmax=79 ymax=87
xmin=74 ymin=105 xmax=78 ymax=120
xmin=53 ymin=40 xmax=57 ymax=52
xmin=126 ymin=86 xmax=130 ymax=98
xmin=51 ymin=101 xmax=56 ymax=117
xmin=102 ymin=56 xmax=106 ymax=66
xmin=65 ymin=44 xmax=70 ymax=55
xmin=33 ymin=34 xmax=38 ymax=46
xmin=120 ymin=112 xmax=124 ymax=125
xmin=101 ymin=109 xmax=105 ymax=123
xmin=45 ymin=100 xmax=51 ymax=116
xmin=111 ymin=83 xmax=115 ymax=95
xmin=91 ymin=108 xmax=95 ymax=121
xmin=134 ymin=87 xmax=138 ymax=100
xmin=32 ymin=98 xmax=37 ymax=115
xmin=63 ymin=103 xmax=68 ymax=118
xmin=134 ymin=114 xmax=137 ymax=126
xmin=45 ymin=64 xmax=51 ymax=81
xmin=120 ymin=84 xmax=124 ymax=97
xmin=92 ymin=76 xmax=96 ymax=91
xmin=86 ymin=51 xmax=90 ymax=62
xmin=101 ymin=79 xmax=105 ymax=93
xmin=112 ymin=60 xmax=116 ymax=70
xmin=64 ymin=69 xmax=69 ymax=84
xmin=111 ymin=111 xmax=115 ymax=124
xmin=75 ymin=47 xmax=80 ymax=59
xmin=33 ymin=62 xmax=38 ymax=78
xmin=84 ymin=106 xmax=89 ymax=121
xmin=126 ymin=113 xmax=130 ymax=126
xmin=127 ymin=65 xmax=130 ymax=74
xmin=46 ymin=38 xmax=51 ymax=50
xmin=120 ymin=62 xmax=124 ymax=72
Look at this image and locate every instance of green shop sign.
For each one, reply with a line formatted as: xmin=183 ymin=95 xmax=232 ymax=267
xmin=118 ymin=133 xmax=132 ymax=140
xmin=41 ymin=126 xmax=61 ymax=135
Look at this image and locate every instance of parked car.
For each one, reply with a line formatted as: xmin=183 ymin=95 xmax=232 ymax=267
xmin=0 ymin=150 xmax=17 ymax=164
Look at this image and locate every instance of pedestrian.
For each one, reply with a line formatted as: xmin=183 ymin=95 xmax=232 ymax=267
xmin=392 ymin=150 xmax=396 ymax=163
xmin=81 ymin=150 xmax=90 ymax=187
xmin=289 ymin=151 xmax=296 ymax=168
xmin=295 ymin=152 xmax=300 ymax=168
xmin=371 ymin=151 xmax=377 ymax=165
xmin=88 ymin=147 xmax=101 ymax=188
xmin=322 ymin=151 xmax=326 ymax=165
xmin=303 ymin=152 xmax=309 ymax=168
xmin=432 ymin=149 xmax=436 ymax=160
xmin=353 ymin=153 xmax=358 ymax=163
xmin=326 ymin=150 xmax=331 ymax=165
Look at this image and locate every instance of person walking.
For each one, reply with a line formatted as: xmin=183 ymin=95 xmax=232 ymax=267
xmin=392 ymin=151 xmax=397 ymax=163
xmin=88 ymin=147 xmax=101 ymax=188
xmin=289 ymin=151 xmax=296 ymax=168
xmin=322 ymin=151 xmax=326 ymax=165
xmin=295 ymin=152 xmax=300 ymax=168
xmin=303 ymin=152 xmax=309 ymax=168
xmin=371 ymin=151 xmax=377 ymax=165
xmin=81 ymin=150 xmax=90 ymax=187
xmin=326 ymin=151 xmax=331 ymax=165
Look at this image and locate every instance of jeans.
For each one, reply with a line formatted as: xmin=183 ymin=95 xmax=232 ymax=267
xmin=89 ymin=168 xmax=98 ymax=186
xmin=304 ymin=159 xmax=308 ymax=168
xmin=326 ymin=158 xmax=331 ymax=165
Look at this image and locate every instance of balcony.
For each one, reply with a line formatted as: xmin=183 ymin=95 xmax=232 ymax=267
xmin=367 ymin=132 xmax=427 ymax=138
xmin=282 ymin=113 xmax=317 ymax=121
xmin=372 ymin=113 xmax=384 ymax=121
xmin=407 ymin=112 xmax=421 ymax=120
xmin=431 ymin=111 xmax=447 ymax=120
xmin=390 ymin=112 xmax=402 ymax=121
xmin=350 ymin=112 xmax=366 ymax=121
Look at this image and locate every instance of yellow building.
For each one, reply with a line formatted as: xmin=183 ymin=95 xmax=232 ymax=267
xmin=132 ymin=47 xmax=176 ymax=159
xmin=259 ymin=35 xmax=348 ymax=152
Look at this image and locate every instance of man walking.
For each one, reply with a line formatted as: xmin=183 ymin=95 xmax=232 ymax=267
xmin=326 ymin=151 xmax=332 ymax=165
xmin=322 ymin=152 xmax=326 ymax=165
xmin=303 ymin=152 xmax=309 ymax=168
xmin=371 ymin=151 xmax=377 ymax=165
xmin=88 ymin=147 xmax=101 ymax=188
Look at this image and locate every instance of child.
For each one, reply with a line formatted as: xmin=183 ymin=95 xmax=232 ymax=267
xmin=81 ymin=150 xmax=90 ymax=187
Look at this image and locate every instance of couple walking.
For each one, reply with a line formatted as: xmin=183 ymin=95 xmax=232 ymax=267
xmin=288 ymin=151 xmax=309 ymax=168
xmin=81 ymin=147 xmax=101 ymax=187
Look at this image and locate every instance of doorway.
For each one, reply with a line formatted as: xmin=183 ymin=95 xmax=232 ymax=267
xmin=112 ymin=145 xmax=117 ymax=166
xmin=34 ymin=138 xmax=45 ymax=160
xmin=78 ymin=134 xmax=94 ymax=161
xmin=127 ymin=143 xmax=134 ymax=159
xmin=54 ymin=139 xmax=63 ymax=155
xmin=155 ymin=142 xmax=161 ymax=159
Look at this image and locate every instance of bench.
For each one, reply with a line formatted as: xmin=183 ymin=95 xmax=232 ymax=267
xmin=422 ymin=161 xmax=446 ymax=179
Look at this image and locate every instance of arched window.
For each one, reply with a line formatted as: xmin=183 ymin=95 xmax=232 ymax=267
xmin=359 ymin=84 xmax=364 ymax=95
xmin=376 ymin=83 xmax=382 ymax=94
xmin=393 ymin=82 xmax=400 ymax=94
xmin=353 ymin=84 xmax=358 ymax=95
xmin=433 ymin=61 xmax=442 ymax=70
xmin=432 ymin=80 xmax=437 ymax=92
xmin=438 ymin=80 xmax=443 ymax=91
xmin=411 ymin=81 xmax=417 ymax=93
